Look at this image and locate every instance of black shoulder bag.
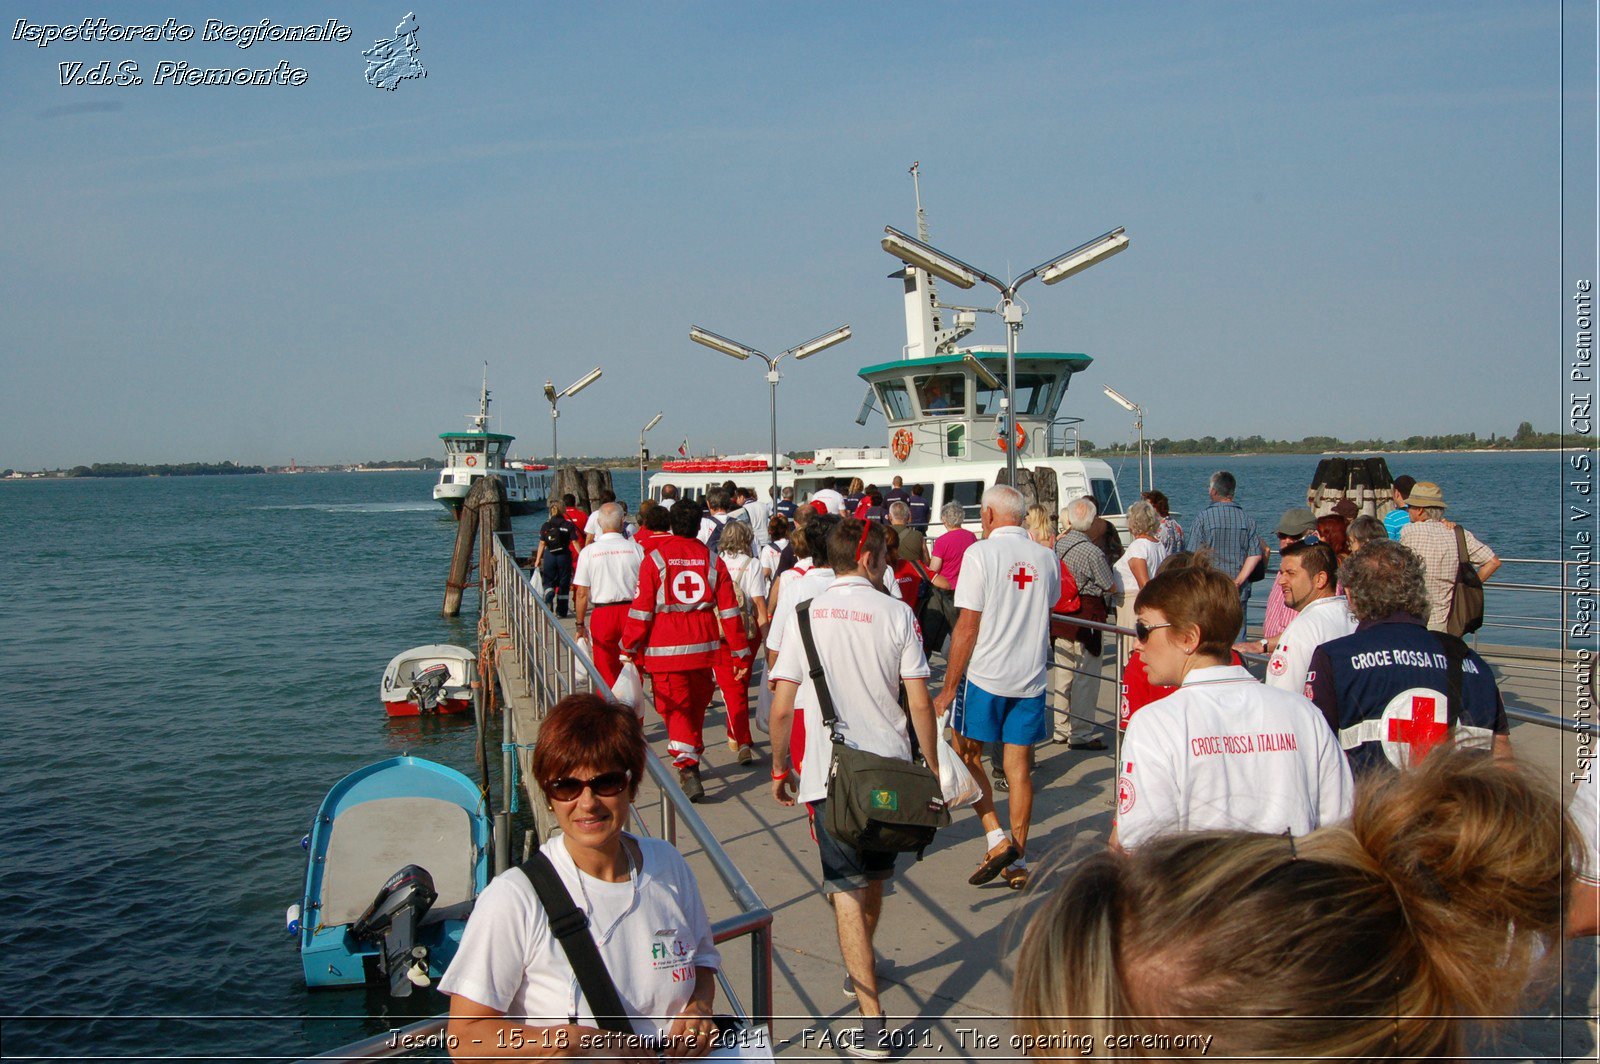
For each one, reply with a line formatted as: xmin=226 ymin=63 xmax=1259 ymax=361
xmin=795 ymin=600 xmax=950 ymax=859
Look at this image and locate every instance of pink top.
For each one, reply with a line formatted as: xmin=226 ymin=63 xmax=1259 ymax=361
xmin=1261 ymin=579 xmax=1299 ymax=641
xmin=931 ymin=528 xmax=978 ymax=588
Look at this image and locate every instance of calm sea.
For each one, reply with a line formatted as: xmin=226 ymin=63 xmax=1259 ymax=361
xmin=0 ymin=452 xmax=1574 ymax=1058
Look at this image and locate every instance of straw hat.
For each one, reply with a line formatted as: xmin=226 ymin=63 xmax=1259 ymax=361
xmin=1407 ymin=481 xmax=1448 ymax=509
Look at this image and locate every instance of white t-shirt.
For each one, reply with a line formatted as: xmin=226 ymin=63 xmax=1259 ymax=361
xmin=583 ymin=512 xmax=636 ymax=540
xmin=1264 ymin=594 xmax=1357 ymax=694
xmin=770 ymin=576 xmax=931 ymax=804
xmin=738 ymin=499 xmax=771 ymax=546
xmin=758 ymin=539 xmax=786 ymax=581
xmin=952 ymin=525 xmax=1060 ymax=698
xmin=697 ymin=514 xmax=726 ymax=544
xmin=437 ymin=834 xmax=720 ymax=1039
xmin=810 ymin=488 xmax=845 ymax=515
xmin=1113 ymin=537 xmax=1168 ymax=595
xmin=1115 ymin=665 xmax=1354 ymax=849
xmin=659 ymin=498 xmax=676 ymax=511
xmin=719 ymin=553 xmax=769 ymax=612
xmin=1574 ymin=772 xmax=1599 ymax=885
xmin=572 ymin=533 xmax=645 ymax=604
xmin=766 ymin=566 xmax=836 ymax=656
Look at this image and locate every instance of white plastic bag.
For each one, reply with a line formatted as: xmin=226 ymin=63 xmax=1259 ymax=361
xmin=611 ymin=661 xmax=645 ymax=717
xmin=753 ymin=661 xmax=772 ymax=734
xmin=936 ymin=731 xmax=981 ymax=809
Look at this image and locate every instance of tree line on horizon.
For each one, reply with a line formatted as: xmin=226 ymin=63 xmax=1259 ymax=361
xmin=1083 ymin=421 xmax=1567 ymax=457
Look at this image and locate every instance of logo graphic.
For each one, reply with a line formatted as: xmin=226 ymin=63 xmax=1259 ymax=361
xmin=671 ymin=569 xmax=706 ymax=602
xmin=1268 ymin=652 xmax=1287 ymax=676
xmin=1009 ymin=563 xmax=1036 ymax=591
xmin=870 ymin=789 xmax=899 ymax=812
xmin=1379 ymin=687 xmax=1450 ymax=767
xmin=363 ymin=12 xmax=425 ymax=90
xmin=1117 ymin=774 xmax=1136 ymax=814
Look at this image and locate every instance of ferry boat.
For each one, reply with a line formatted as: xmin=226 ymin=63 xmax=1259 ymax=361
xmin=649 ymin=224 xmax=1125 ymax=535
xmin=432 ymin=366 xmax=552 ymax=517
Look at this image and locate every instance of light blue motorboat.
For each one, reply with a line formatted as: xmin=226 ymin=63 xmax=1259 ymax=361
xmin=295 ymin=756 xmax=491 ymax=995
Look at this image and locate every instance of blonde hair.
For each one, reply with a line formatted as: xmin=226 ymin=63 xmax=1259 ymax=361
xmin=717 ymin=519 xmax=754 ymax=557
xmin=1013 ymin=748 xmax=1574 ymax=1061
xmin=1024 ymin=503 xmax=1054 ymax=545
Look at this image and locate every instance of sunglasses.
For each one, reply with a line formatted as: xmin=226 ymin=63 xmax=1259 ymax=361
xmin=1134 ymin=619 xmax=1173 ymax=642
xmin=544 ymin=770 xmax=631 ymax=803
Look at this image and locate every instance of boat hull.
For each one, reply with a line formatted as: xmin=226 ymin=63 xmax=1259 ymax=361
xmin=382 ymin=695 xmax=473 ymax=718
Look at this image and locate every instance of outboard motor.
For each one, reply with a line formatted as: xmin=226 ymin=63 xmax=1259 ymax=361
xmin=408 ymin=664 xmax=451 ymax=713
xmin=351 ymin=865 xmax=437 ymax=997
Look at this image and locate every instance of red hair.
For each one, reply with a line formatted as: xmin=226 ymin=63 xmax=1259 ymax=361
xmin=532 ymin=694 xmax=646 ymax=799
xmin=1316 ymin=514 xmax=1350 ymax=560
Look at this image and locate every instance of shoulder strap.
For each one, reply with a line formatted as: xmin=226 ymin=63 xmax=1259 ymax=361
xmin=795 ymin=600 xmax=842 ymax=740
xmin=517 ymin=851 xmax=633 ymax=1035
xmin=1454 ymin=524 xmax=1470 ymax=565
xmin=1430 ymin=632 xmax=1468 ymax=728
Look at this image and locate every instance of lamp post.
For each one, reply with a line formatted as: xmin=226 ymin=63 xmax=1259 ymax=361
xmin=543 ymin=367 xmax=602 ymax=461
xmin=638 ymin=411 xmax=663 ymax=503
xmin=688 ymin=323 xmax=853 ymax=501
xmin=1103 ymin=385 xmax=1150 ymax=494
xmin=881 ymin=225 xmax=1129 ymax=485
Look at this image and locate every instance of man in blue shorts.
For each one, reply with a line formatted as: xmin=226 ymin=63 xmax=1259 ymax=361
xmin=934 ymin=485 xmax=1060 ymax=890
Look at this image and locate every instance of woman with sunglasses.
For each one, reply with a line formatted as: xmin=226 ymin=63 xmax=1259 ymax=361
xmin=442 ymin=694 xmax=721 ymax=1059
xmin=1111 ymin=562 xmax=1352 ymax=852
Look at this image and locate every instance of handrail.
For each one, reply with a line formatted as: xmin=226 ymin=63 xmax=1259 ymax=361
xmin=297 ymin=534 xmax=774 ymax=1063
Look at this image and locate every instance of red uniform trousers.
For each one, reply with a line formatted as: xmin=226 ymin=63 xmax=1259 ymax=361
xmin=712 ymin=645 xmax=753 ymax=747
xmin=650 ymin=668 xmax=715 ymax=768
xmin=587 ymin=603 xmax=630 ymax=689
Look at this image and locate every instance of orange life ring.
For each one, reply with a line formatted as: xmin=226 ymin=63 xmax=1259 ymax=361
xmin=891 ymin=429 xmax=914 ymax=462
xmin=465 ymin=455 xmax=478 ymax=467
xmin=997 ymin=425 xmax=1028 ymax=452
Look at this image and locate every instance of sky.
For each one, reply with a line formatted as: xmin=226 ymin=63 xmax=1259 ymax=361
xmin=0 ymin=1 xmax=1594 ymax=468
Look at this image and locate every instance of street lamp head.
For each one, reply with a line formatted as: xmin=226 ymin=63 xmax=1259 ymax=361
xmin=962 ymin=353 xmax=1002 ymax=390
xmin=563 ymin=367 xmax=603 ymax=397
xmin=787 ymin=324 xmax=852 ymax=361
xmin=689 ymin=325 xmax=757 ymax=361
xmin=543 ymin=381 xmax=557 ymax=404
xmin=1102 ymin=385 xmax=1140 ymax=413
xmin=1039 ymin=227 xmax=1129 ymax=285
xmin=881 ymin=226 xmax=979 ymax=290
xmin=644 ymin=412 xmax=664 ymax=433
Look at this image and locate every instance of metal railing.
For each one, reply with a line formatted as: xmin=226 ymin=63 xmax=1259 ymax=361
xmin=300 ymin=534 xmax=775 ymax=1062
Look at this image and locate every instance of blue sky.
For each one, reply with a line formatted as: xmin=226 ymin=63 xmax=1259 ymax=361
xmin=0 ymin=1 xmax=1588 ymax=467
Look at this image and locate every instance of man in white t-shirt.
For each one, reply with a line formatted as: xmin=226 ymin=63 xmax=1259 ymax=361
xmin=934 ymin=485 xmax=1059 ymax=891
xmin=1113 ymin=564 xmax=1353 ymax=850
xmin=768 ymin=517 xmax=937 ymax=1058
xmin=734 ymin=486 xmax=770 ymax=549
xmin=809 ymin=480 xmax=846 ymax=515
xmin=573 ymin=503 xmax=645 ymax=689
xmin=1264 ymin=541 xmax=1356 ymax=695
xmin=763 ymin=514 xmax=839 ymax=779
xmin=582 ymin=491 xmax=636 ymax=544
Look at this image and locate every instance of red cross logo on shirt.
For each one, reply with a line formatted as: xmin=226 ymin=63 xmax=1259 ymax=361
xmin=1011 ymin=566 xmax=1034 ymax=590
xmin=1379 ymin=688 xmax=1449 ymax=767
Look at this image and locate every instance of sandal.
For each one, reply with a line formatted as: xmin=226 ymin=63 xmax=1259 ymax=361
xmin=969 ymin=838 xmax=1021 ymax=885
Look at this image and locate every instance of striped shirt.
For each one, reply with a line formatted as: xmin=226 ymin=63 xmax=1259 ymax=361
xmin=1399 ymin=520 xmax=1496 ymax=631
xmin=1186 ymin=500 xmax=1259 ymax=578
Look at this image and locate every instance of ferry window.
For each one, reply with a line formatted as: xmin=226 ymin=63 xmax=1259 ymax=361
xmin=876 ymin=381 xmax=914 ymax=421
xmin=1090 ymin=478 xmax=1122 ymax=516
xmin=945 ymin=423 xmax=966 ymax=458
xmin=943 ymin=480 xmax=983 ymax=522
xmin=914 ymin=374 xmax=965 ymax=416
xmin=487 ymin=440 xmax=504 ymax=459
xmin=974 ymin=373 xmax=1065 ymax=417
xmin=466 ymin=440 xmax=485 ymax=453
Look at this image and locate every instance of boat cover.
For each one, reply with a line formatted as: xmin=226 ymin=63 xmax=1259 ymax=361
xmin=321 ymin=797 xmax=476 ymax=925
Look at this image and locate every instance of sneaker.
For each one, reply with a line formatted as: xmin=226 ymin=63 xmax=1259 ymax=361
xmin=1068 ymin=737 xmax=1107 ymax=751
xmin=992 ymin=771 xmax=1010 ymax=792
xmin=843 ymin=974 xmax=856 ymax=998
xmin=737 ymin=744 xmax=755 ymax=765
xmin=678 ymin=766 xmax=705 ymax=803
xmin=842 ymin=1017 xmax=890 ymax=1060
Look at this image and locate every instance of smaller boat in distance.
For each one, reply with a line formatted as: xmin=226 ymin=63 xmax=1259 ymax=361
xmin=380 ymin=644 xmax=477 ymax=717
xmin=433 ymin=363 xmax=551 ymax=517
xmin=295 ymin=756 xmax=491 ymax=996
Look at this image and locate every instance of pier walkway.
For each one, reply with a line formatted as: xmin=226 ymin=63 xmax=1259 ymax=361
xmin=476 ymin=548 xmax=1596 ymax=1062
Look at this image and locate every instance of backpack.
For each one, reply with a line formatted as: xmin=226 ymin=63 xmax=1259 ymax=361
xmin=725 ymin=556 xmax=761 ymax=642
xmin=705 ymin=514 xmax=728 ymax=555
xmin=1052 ymin=559 xmax=1082 ymax=616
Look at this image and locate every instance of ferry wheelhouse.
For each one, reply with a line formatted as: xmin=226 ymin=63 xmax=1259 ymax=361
xmin=432 ymin=368 xmax=552 ymax=517
xmin=649 ymin=233 xmax=1124 ymax=535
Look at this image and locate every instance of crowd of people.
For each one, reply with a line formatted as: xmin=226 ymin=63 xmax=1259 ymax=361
xmin=447 ymin=469 xmax=1592 ymax=1060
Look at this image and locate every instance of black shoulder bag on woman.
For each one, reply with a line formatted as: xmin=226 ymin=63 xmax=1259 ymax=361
xmin=795 ymin=600 xmax=950 ymax=859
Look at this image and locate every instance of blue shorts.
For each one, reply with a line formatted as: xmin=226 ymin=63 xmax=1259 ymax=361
xmin=951 ymin=680 xmax=1048 ymax=746
xmin=809 ymin=799 xmax=898 ymax=894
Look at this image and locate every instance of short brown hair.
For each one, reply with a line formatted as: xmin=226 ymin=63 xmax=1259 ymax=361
xmin=1133 ymin=564 xmax=1240 ymax=657
xmin=827 ymin=516 xmax=885 ymax=574
xmin=1280 ymin=540 xmax=1338 ymax=586
xmin=532 ymin=694 xmax=646 ymax=799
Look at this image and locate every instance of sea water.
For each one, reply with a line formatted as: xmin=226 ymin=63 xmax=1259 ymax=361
xmin=0 ymin=452 xmax=1572 ymax=1057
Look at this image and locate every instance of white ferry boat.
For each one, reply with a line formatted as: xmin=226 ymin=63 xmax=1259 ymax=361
xmin=432 ymin=367 xmax=552 ymax=517
xmin=648 ymin=232 xmax=1125 ymax=535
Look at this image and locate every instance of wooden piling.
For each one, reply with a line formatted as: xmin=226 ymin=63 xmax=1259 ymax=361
xmin=443 ymin=475 xmax=510 ymax=617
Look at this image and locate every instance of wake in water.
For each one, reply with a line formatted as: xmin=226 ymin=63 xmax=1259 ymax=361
xmin=257 ymin=502 xmax=441 ymax=514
